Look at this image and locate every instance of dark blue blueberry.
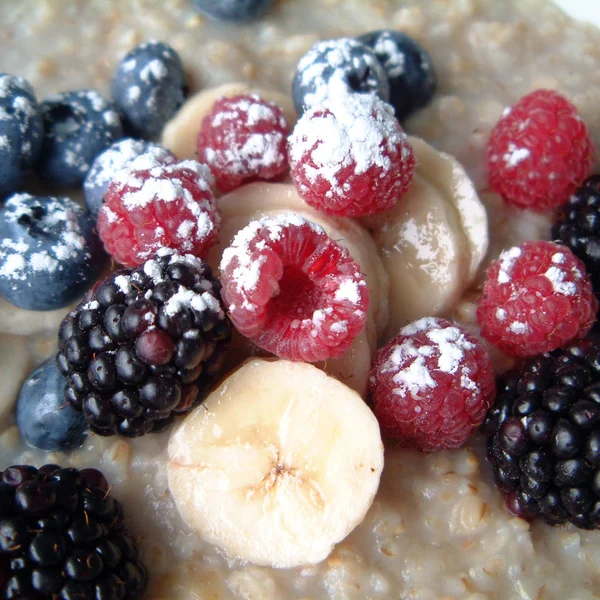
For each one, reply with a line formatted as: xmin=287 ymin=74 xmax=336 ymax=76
xmin=83 ymin=138 xmax=170 ymax=219
xmin=292 ymin=38 xmax=389 ymax=115
xmin=0 ymin=193 xmax=107 ymax=311
xmin=359 ymin=30 xmax=437 ymax=121
xmin=0 ymin=74 xmax=43 ymax=199
xmin=191 ymin=0 xmax=272 ymax=22
xmin=16 ymin=358 xmax=88 ymax=451
xmin=112 ymin=41 xmax=186 ymax=140
xmin=37 ymin=90 xmax=123 ymax=186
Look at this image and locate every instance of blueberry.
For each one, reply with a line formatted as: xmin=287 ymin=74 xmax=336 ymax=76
xmin=112 ymin=41 xmax=186 ymax=140
xmin=37 ymin=90 xmax=123 ymax=187
xmin=83 ymin=139 xmax=171 ymax=219
xmin=16 ymin=358 xmax=88 ymax=451
xmin=0 ymin=193 xmax=107 ymax=311
xmin=0 ymin=74 xmax=43 ymax=199
xmin=191 ymin=0 xmax=271 ymax=22
xmin=292 ymin=38 xmax=389 ymax=115
xmin=358 ymin=30 xmax=437 ymax=121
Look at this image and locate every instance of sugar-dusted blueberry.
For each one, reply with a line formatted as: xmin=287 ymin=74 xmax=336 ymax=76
xmin=0 ymin=194 xmax=107 ymax=311
xmin=16 ymin=358 xmax=88 ymax=451
xmin=112 ymin=41 xmax=186 ymax=140
xmin=358 ymin=30 xmax=437 ymax=121
xmin=37 ymin=90 xmax=123 ymax=186
xmin=0 ymin=73 xmax=43 ymax=199
xmin=192 ymin=0 xmax=272 ymax=22
xmin=292 ymin=38 xmax=389 ymax=115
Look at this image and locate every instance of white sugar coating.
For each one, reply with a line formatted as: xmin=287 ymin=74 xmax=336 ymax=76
xmin=289 ymin=77 xmax=407 ymax=199
xmin=140 ymin=58 xmax=168 ymax=83
xmin=114 ymin=274 xmax=132 ymax=294
xmin=0 ymin=75 xmax=40 ymax=157
xmin=163 ymin=286 xmax=224 ymax=319
xmin=509 ymin=321 xmax=529 ymax=334
xmin=496 ymin=245 xmax=522 ymax=284
xmin=0 ymin=135 xmax=8 ymax=149
xmin=496 ymin=307 xmax=507 ymax=321
xmin=372 ymin=33 xmax=406 ymax=78
xmin=503 ymin=144 xmax=530 ymax=167
xmin=334 ymin=280 xmax=361 ymax=304
xmin=543 ymin=265 xmax=578 ymax=295
xmin=552 ymin=252 xmax=566 ymax=264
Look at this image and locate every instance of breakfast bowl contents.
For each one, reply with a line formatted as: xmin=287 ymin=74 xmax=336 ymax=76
xmin=2 ymin=0 xmax=600 ymax=598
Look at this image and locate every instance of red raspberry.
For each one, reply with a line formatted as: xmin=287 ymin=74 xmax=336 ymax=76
xmin=219 ymin=214 xmax=369 ymax=362
xmin=97 ymin=151 xmax=219 ymax=267
xmin=487 ymin=89 xmax=595 ymax=211
xmin=197 ymin=94 xmax=290 ymax=193
xmin=476 ymin=240 xmax=598 ymax=357
xmin=288 ymin=82 xmax=415 ymax=217
xmin=369 ymin=317 xmax=495 ymax=452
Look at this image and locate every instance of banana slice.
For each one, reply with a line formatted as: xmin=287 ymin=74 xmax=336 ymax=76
xmin=161 ymin=83 xmax=297 ymax=160
xmin=167 ymin=359 xmax=384 ymax=569
xmin=363 ymin=136 xmax=488 ymax=339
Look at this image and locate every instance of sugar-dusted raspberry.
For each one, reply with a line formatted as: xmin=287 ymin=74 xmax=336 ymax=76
xmin=288 ymin=80 xmax=415 ymax=217
xmin=97 ymin=149 xmax=219 ymax=267
xmin=477 ymin=240 xmax=598 ymax=357
xmin=369 ymin=317 xmax=495 ymax=452
xmin=219 ymin=214 xmax=369 ymax=362
xmin=487 ymin=89 xmax=595 ymax=211
xmin=197 ymin=94 xmax=290 ymax=192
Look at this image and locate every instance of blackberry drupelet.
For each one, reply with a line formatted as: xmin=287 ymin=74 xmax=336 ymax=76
xmin=483 ymin=337 xmax=600 ymax=529
xmin=0 ymin=464 xmax=147 ymax=599
xmin=56 ymin=249 xmax=232 ymax=438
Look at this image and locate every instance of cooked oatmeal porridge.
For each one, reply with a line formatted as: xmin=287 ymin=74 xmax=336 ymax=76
xmin=1 ymin=0 xmax=600 ymax=598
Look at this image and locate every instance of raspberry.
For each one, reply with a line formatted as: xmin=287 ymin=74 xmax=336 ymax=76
xmin=368 ymin=317 xmax=495 ymax=452
xmin=487 ymin=89 xmax=595 ymax=211
xmin=477 ymin=240 xmax=598 ymax=357
xmin=219 ymin=214 xmax=369 ymax=362
xmin=197 ymin=94 xmax=290 ymax=193
xmin=288 ymin=81 xmax=415 ymax=217
xmin=97 ymin=149 xmax=219 ymax=267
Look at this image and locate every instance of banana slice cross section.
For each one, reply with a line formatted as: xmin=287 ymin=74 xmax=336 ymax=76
xmin=167 ymin=359 xmax=384 ymax=568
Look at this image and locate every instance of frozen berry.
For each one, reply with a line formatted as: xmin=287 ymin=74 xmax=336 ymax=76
xmin=292 ymin=38 xmax=389 ymax=115
xmin=37 ymin=90 xmax=123 ymax=187
xmin=97 ymin=150 xmax=219 ymax=267
xmin=112 ymin=41 xmax=187 ymax=140
xmin=192 ymin=0 xmax=272 ymax=22
xmin=288 ymin=82 xmax=414 ymax=217
xmin=487 ymin=89 xmax=595 ymax=211
xmin=477 ymin=241 xmax=597 ymax=357
xmin=369 ymin=317 xmax=495 ymax=451
xmin=197 ymin=94 xmax=289 ymax=192
xmin=219 ymin=214 xmax=369 ymax=362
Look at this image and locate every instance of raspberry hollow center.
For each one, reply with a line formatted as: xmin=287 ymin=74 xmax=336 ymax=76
xmin=270 ymin=266 xmax=323 ymax=321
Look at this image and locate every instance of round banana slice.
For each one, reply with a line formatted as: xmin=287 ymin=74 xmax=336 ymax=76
xmin=161 ymin=83 xmax=297 ymax=160
xmin=167 ymin=359 xmax=384 ymax=569
xmin=363 ymin=136 xmax=488 ymax=339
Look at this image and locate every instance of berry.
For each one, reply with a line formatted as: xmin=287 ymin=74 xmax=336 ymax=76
xmin=219 ymin=214 xmax=369 ymax=362
xmin=288 ymin=84 xmax=414 ymax=217
xmin=552 ymin=175 xmax=600 ymax=297
xmin=16 ymin=358 xmax=88 ymax=451
xmin=369 ymin=317 xmax=495 ymax=452
xmin=97 ymin=150 xmax=219 ymax=267
xmin=0 ymin=193 xmax=107 ymax=311
xmin=483 ymin=337 xmax=600 ymax=529
xmin=487 ymin=89 xmax=595 ymax=211
xmin=196 ymin=94 xmax=289 ymax=193
xmin=84 ymin=138 xmax=173 ymax=220
xmin=0 ymin=464 xmax=147 ymax=599
xmin=476 ymin=240 xmax=597 ymax=357
xmin=292 ymin=38 xmax=389 ymax=115
xmin=112 ymin=41 xmax=186 ymax=140
xmin=0 ymin=73 xmax=43 ymax=199
xmin=37 ymin=90 xmax=123 ymax=186
xmin=191 ymin=0 xmax=272 ymax=22
xmin=358 ymin=30 xmax=437 ymax=122
xmin=56 ymin=249 xmax=231 ymax=437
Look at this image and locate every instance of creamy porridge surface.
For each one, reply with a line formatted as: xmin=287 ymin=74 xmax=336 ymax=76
xmin=1 ymin=0 xmax=600 ymax=598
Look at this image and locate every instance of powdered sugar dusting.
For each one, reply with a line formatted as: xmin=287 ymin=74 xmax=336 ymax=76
xmin=497 ymin=246 xmax=522 ymax=284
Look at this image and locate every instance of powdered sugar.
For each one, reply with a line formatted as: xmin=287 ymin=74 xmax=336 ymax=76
xmin=372 ymin=33 xmax=406 ymax=78
xmin=497 ymin=246 xmax=522 ymax=284
xmin=503 ymin=144 xmax=530 ymax=167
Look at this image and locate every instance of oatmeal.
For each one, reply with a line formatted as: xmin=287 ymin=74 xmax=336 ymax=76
xmin=1 ymin=0 xmax=600 ymax=599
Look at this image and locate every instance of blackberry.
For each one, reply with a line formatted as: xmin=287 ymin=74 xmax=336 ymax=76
xmin=0 ymin=464 xmax=147 ymax=599
xmin=57 ymin=249 xmax=232 ymax=438
xmin=483 ymin=337 xmax=600 ymax=529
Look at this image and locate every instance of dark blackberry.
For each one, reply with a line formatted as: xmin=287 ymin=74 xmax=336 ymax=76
xmin=57 ymin=249 xmax=232 ymax=437
xmin=483 ymin=337 xmax=600 ymax=529
xmin=0 ymin=464 xmax=146 ymax=599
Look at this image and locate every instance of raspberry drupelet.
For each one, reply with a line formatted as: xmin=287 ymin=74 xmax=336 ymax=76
xmin=487 ymin=89 xmax=595 ymax=211
xmin=219 ymin=214 xmax=369 ymax=362
xmin=369 ymin=317 xmax=496 ymax=452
